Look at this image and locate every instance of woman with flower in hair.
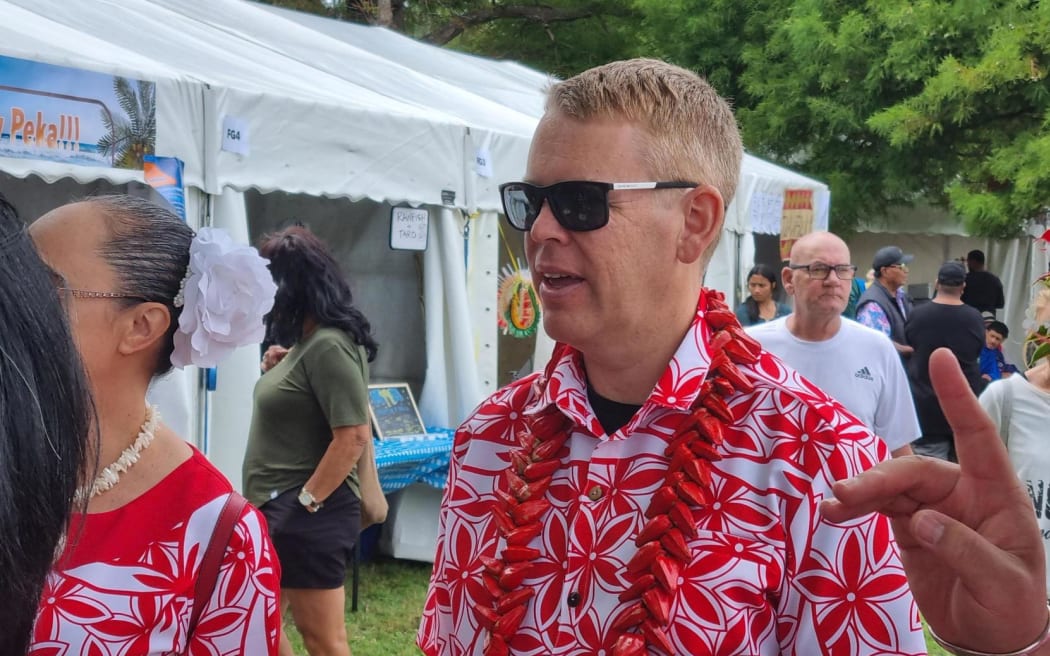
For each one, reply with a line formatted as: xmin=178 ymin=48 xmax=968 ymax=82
xmin=244 ymin=225 xmax=378 ymax=656
xmin=979 ymin=273 xmax=1050 ymax=595
xmin=28 ymin=195 xmax=281 ymax=654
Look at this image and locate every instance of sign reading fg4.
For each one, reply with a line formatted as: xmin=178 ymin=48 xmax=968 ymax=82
xmin=0 ymin=108 xmax=82 ymax=150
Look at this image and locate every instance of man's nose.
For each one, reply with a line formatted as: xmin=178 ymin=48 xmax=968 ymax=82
xmin=527 ymin=199 xmax=567 ymax=241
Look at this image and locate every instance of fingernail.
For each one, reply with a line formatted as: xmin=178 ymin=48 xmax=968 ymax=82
xmin=914 ymin=513 xmax=945 ymax=545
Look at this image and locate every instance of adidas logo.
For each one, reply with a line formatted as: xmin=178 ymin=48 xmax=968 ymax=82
xmin=854 ymin=367 xmax=874 ymax=381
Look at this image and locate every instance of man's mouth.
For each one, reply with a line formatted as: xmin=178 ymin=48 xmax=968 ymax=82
xmin=542 ymin=273 xmax=583 ymax=289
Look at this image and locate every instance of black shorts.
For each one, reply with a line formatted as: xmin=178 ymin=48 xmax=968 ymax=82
xmin=261 ymin=483 xmax=361 ymax=589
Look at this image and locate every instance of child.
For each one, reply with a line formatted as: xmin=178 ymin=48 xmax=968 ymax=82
xmin=980 ymin=320 xmax=1020 ymax=381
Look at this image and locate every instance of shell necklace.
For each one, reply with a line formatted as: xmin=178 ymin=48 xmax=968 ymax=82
xmin=76 ymin=404 xmax=160 ymax=502
xmin=476 ymin=289 xmax=762 ymax=656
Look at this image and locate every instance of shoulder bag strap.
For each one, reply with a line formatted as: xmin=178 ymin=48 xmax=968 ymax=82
xmin=184 ymin=492 xmax=248 ymax=651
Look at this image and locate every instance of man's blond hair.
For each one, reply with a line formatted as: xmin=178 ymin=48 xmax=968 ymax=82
xmin=546 ymin=58 xmax=743 ymax=207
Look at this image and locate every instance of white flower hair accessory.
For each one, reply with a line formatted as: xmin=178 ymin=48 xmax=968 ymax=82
xmin=170 ymin=227 xmax=277 ymax=369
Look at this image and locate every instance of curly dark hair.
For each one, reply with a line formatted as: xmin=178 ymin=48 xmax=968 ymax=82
xmin=258 ymin=225 xmax=378 ymax=361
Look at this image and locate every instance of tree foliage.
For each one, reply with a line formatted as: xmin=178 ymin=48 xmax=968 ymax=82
xmin=637 ymin=0 xmax=1050 ymax=237
xmin=253 ymin=0 xmax=1050 ymax=237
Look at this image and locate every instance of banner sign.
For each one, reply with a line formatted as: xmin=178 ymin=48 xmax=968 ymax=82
xmin=779 ymin=189 xmax=815 ymax=260
xmin=144 ymin=155 xmax=185 ymax=221
xmin=0 ymin=55 xmax=156 ymax=170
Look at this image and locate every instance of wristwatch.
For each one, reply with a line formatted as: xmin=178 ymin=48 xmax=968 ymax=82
xmin=298 ymin=488 xmax=324 ymax=513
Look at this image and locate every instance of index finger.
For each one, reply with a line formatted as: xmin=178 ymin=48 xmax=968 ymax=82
xmin=928 ymin=348 xmax=1012 ymax=480
xmin=820 ymin=454 xmax=960 ymax=522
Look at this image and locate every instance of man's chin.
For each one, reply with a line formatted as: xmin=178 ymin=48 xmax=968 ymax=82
xmin=541 ymin=313 xmax=585 ymax=348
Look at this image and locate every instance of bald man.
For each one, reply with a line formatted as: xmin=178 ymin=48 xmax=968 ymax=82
xmin=748 ymin=232 xmax=918 ymax=456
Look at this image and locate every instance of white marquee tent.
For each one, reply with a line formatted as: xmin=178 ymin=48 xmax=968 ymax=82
xmin=0 ymin=0 xmax=830 ymax=490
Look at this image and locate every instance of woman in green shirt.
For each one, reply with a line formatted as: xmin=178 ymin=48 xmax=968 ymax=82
xmin=245 ymin=225 xmax=379 ymax=656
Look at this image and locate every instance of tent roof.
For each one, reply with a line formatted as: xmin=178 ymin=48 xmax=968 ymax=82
xmin=256 ymin=2 xmax=554 ymax=118
xmin=0 ymin=0 xmax=829 ymax=216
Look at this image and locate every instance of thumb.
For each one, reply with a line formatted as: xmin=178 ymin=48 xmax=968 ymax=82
xmin=910 ymin=508 xmax=1022 ymax=600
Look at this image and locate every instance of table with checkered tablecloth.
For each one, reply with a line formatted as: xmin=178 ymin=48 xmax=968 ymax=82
xmin=373 ymin=428 xmax=455 ymax=494
xmin=370 ymin=428 xmax=456 ymax=562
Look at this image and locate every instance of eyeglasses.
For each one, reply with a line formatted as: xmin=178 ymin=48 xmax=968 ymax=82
xmin=886 ymin=263 xmax=909 ymax=272
xmin=499 ymin=180 xmax=698 ymax=232
xmin=788 ymin=263 xmax=857 ymax=280
xmin=57 ymin=288 xmax=146 ymax=302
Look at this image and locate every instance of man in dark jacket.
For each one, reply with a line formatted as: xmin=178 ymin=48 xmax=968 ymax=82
xmin=857 ymin=246 xmax=914 ymax=357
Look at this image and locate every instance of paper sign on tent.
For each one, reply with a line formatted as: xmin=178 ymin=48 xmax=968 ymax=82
xmin=221 ymin=116 xmax=250 ymax=156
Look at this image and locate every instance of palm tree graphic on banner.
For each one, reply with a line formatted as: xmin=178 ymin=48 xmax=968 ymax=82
xmin=97 ymin=76 xmax=155 ymax=168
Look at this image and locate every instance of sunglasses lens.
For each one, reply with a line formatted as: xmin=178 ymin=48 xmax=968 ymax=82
xmin=500 ymin=181 xmax=609 ymax=232
xmin=549 ymin=182 xmax=608 ymax=231
xmin=500 ymin=184 xmax=539 ymax=230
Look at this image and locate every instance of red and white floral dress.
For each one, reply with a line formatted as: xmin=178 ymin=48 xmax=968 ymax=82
xmin=418 ymin=300 xmax=925 ymax=656
xmin=31 ymin=449 xmax=281 ymax=656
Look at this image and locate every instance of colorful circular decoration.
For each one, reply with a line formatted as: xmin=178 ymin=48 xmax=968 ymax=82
xmin=497 ymin=262 xmax=540 ymax=338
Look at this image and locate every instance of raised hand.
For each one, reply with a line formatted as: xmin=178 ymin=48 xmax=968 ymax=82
xmin=821 ymin=348 xmax=1048 ymax=654
xmin=261 ymin=345 xmax=290 ymax=373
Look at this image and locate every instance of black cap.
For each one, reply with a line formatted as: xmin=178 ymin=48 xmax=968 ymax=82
xmin=937 ymin=261 xmax=966 ymax=286
xmin=872 ymin=246 xmax=914 ymax=271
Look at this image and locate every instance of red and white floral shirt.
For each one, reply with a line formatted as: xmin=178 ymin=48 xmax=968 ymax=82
xmin=31 ymin=449 xmax=281 ymax=656
xmin=419 ymin=304 xmax=925 ymax=655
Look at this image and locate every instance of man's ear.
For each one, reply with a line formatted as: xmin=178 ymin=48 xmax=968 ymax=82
xmin=676 ymin=185 xmax=724 ymax=265
xmin=782 ymin=266 xmax=796 ymax=296
xmin=116 ymin=302 xmax=172 ymax=357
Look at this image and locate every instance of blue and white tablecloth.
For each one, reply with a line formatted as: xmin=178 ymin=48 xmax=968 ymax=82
xmin=374 ymin=427 xmax=455 ymax=494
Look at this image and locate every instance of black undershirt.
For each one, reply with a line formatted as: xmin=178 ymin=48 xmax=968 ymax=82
xmin=587 ymin=385 xmax=642 ymax=435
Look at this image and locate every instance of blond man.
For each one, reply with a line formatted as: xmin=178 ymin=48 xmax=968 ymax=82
xmin=418 ymin=59 xmax=927 ymax=655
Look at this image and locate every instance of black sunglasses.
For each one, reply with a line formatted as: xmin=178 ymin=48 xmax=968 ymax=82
xmin=499 ymin=180 xmax=698 ymax=232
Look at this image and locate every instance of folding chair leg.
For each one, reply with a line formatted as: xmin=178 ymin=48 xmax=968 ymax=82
xmin=351 ymin=540 xmax=361 ymax=612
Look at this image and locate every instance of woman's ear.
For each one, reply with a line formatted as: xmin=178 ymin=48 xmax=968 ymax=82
xmin=116 ymin=302 xmax=172 ymax=357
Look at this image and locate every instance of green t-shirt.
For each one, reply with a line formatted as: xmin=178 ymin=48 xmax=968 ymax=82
xmin=242 ymin=326 xmax=370 ymax=508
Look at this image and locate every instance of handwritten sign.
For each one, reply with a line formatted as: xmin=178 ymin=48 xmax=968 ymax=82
xmin=367 ymin=383 xmax=426 ymax=439
xmin=389 ymin=206 xmax=429 ymax=251
xmin=221 ymin=115 xmax=249 ymax=156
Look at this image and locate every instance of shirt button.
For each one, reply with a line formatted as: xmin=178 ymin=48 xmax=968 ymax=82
xmin=567 ymin=591 xmax=581 ymax=607
xmin=587 ymin=485 xmax=604 ymax=501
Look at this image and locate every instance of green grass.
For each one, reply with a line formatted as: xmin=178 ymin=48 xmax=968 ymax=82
xmin=284 ymin=557 xmax=951 ymax=655
xmin=286 ymin=557 xmax=433 ymax=656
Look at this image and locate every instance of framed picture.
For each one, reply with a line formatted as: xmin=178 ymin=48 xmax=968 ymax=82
xmin=367 ymin=383 xmax=426 ymax=439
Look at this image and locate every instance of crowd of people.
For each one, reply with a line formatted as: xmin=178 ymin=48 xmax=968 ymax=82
xmin=2 ymin=55 xmax=1050 ymax=656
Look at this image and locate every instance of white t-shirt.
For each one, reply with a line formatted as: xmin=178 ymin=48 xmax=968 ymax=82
xmin=747 ymin=317 xmax=921 ymax=452
xmin=979 ymin=373 xmax=1050 ymax=593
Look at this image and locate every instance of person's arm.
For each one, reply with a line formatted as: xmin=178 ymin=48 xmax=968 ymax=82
xmin=980 ymin=347 xmax=1000 ymax=381
xmin=820 ymin=348 xmax=1049 ymax=655
xmin=856 ymin=302 xmax=891 ymax=337
xmin=876 ymin=341 xmax=922 ymax=456
xmin=190 ymin=504 xmax=282 ymax=655
xmin=299 ymin=335 xmax=371 ymax=506
xmin=301 ymin=423 xmax=370 ymax=504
